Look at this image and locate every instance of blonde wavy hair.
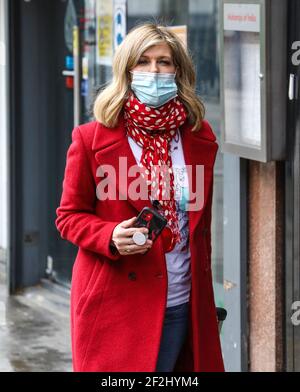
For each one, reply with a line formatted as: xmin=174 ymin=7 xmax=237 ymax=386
xmin=93 ymin=23 xmax=205 ymax=132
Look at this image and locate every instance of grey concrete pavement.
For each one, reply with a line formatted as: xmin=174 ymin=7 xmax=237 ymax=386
xmin=0 ymin=269 xmax=72 ymax=372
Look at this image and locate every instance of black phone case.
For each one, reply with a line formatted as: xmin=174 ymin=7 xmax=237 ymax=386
xmin=134 ymin=207 xmax=168 ymax=242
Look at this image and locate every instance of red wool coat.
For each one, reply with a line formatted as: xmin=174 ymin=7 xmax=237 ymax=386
xmin=55 ymin=117 xmax=225 ymax=372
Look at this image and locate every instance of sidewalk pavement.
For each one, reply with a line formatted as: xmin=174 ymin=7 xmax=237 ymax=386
xmin=0 ymin=268 xmax=72 ymax=372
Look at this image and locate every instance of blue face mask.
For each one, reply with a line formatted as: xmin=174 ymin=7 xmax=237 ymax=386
xmin=130 ymin=71 xmax=178 ymax=108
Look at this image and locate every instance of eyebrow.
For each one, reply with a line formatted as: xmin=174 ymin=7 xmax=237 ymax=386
xmin=139 ymin=55 xmax=172 ymax=60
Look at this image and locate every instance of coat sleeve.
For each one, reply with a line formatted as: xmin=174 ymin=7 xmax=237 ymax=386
xmin=55 ymin=126 xmax=121 ymax=261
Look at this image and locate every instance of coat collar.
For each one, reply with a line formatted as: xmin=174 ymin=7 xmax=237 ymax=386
xmin=92 ymin=117 xmax=218 ymax=236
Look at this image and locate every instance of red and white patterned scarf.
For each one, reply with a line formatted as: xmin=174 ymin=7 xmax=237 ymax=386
xmin=124 ymin=92 xmax=188 ymax=245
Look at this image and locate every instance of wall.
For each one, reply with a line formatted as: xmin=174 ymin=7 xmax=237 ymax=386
xmin=248 ymin=161 xmax=284 ymax=371
xmin=0 ymin=0 xmax=8 ymax=262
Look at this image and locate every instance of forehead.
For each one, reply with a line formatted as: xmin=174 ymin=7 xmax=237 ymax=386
xmin=140 ymin=43 xmax=173 ymax=58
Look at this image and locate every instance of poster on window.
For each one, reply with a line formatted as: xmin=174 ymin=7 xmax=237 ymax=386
xmin=96 ymin=0 xmax=113 ymax=66
xmin=224 ymin=30 xmax=261 ymax=148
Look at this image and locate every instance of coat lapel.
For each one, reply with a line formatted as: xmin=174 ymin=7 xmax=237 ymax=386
xmin=92 ymin=118 xmax=218 ymax=233
xmin=92 ymin=117 xmax=153 ymax=213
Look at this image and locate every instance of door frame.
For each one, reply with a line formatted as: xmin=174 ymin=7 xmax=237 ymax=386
xmin=7 ymin=0 xmax=22 ymax=294
xmin=285 ymin=0 xmax=300 ymax=372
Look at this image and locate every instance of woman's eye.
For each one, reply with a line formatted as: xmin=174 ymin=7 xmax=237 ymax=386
xmin=137 ymin=59 xmax=172 ymax=65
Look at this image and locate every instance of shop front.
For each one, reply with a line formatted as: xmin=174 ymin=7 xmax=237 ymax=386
xmin=285 ymin=0 xmax=300 ymax=372
xmin=6 ymin=0 xmax=249 ymax=371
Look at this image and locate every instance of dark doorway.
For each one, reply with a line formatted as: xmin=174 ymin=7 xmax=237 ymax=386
xmin=8 ymin=0 xmax=91 ymax=291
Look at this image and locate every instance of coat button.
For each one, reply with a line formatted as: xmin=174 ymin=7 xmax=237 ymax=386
xmin=155 ymin=273 xmax=163 ymax=279
xmin=128 ymin=272 xmax=137 ymax=281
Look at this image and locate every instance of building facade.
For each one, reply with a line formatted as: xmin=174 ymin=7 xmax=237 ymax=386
xmin=1 ymin=0 xmax=300 ymax=371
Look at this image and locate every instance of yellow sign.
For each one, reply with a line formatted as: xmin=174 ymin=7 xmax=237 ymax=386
xmin=82 ymin=57 xmax=89 ymax=80
xmin=73 ymin=26 xmax=79 ymax=57
xmin=167 ymin=25 xmax=188 ymax=48
xmin=96 ymin=0 xmax=113 ymax=65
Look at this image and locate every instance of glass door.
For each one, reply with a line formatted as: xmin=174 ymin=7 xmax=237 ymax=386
xmin=48 ymin=0 xmax=86 ymax=287
xmin=49 ymin=0 xmax=100 ymax=286
xmin=50 ymin=0 xmax=123 ymax=286
xmin=285 ymin=0 xmax=300 ymax=372
xmin=61 ymin=0 xmax=111 ymax=126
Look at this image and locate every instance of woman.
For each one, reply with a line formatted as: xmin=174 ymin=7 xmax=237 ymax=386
xmin=55 ymin=23 xmax=224 ymax=372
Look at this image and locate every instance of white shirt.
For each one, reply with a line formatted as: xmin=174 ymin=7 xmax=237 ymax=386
xmin=127 ymin=129 xmax=191 ymax=308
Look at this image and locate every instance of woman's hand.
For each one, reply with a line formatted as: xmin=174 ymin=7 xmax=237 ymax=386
xmin=111 ymin=216 xmax=153 ymax=256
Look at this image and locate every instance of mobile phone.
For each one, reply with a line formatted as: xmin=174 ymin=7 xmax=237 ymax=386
xmin=134 ymin=206 xmax=168 ymax=243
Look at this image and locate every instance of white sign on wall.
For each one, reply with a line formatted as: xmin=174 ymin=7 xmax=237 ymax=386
xmin=224 ymin=3 xmax=260 ymax=32
xmin=114 ymin=0 xmax=127 ymax=49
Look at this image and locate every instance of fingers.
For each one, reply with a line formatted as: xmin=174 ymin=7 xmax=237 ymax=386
xmin=125 ymin=244 xmax=150 ymax=252
xmin=119 ymin=243 xmax=152 ymax=256
xmin=119 ymin=216 xmax=149 ymax=237
xmin=122 ymin=227 xmax=149 ymax=237
xmin=118 ymin=238 xmax=153 ymax=247
xmin=114 ymin=216 xmax=154 ymax=256
xmin=120 ymin=216 xmax=137 ymax=228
